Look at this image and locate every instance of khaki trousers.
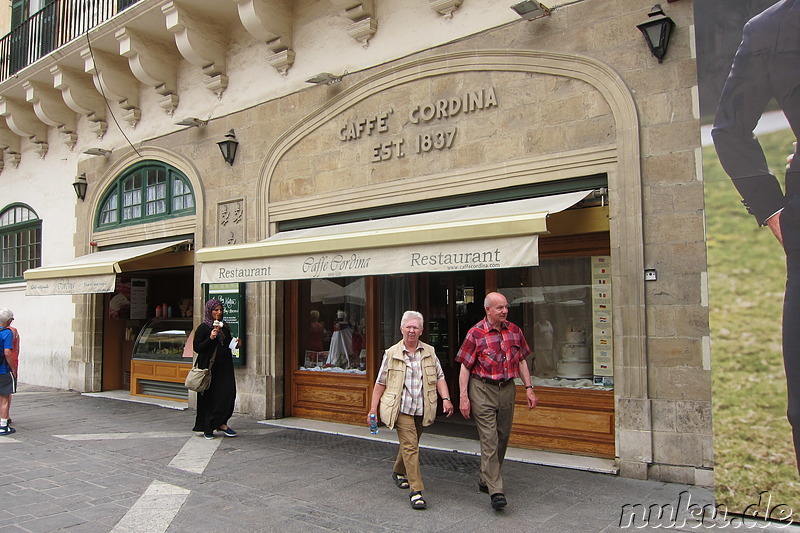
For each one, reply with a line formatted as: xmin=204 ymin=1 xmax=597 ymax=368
xmin=393 ymin=413 xmax=425 ymax=492
xmin=469 ymin=377 xmax=517 ymax=495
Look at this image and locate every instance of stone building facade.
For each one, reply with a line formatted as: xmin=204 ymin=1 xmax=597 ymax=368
xmin=3 ymin=0 xmax=708 ymax=486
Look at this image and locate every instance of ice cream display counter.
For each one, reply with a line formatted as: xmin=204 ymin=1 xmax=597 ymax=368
xmin=130 ymin=318 xmax=194 ymax=400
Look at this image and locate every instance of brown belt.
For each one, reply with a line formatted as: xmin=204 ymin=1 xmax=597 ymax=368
xmin=471 ymin=374 xmax=514 ymax=388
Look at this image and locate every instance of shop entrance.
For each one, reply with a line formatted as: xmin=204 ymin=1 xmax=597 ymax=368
xmin=101 ymin=265 xmax=194 ymax=397
xmin=416 ymin=271 xmax=485 ymax=439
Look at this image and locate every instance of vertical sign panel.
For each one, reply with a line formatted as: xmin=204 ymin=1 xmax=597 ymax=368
xmin=206 ymin=283 xmax=245 ymax=366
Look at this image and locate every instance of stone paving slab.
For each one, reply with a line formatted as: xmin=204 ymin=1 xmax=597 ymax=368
xmin=0 ymin=385 xmax=795 ymax=532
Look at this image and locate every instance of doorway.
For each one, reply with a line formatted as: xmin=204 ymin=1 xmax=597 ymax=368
xmin=417 ymin=271 xmax=485 ymax=439
xmin=101 ymin=266 xmax=193 ymax=391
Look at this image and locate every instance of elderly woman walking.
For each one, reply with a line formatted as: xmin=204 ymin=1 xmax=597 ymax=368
xmin=368 ymin=310 xmax=454 ymax=510
xmin=192 ymin=298 xmax=239 ymax=439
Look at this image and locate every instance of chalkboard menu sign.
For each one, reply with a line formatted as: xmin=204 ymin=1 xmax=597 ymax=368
xmin=206 ymin=283 xmax=245 ymax=366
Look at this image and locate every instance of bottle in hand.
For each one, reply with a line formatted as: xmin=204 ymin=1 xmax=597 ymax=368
xmin=369 ymin=413 xmax=379 ymax=434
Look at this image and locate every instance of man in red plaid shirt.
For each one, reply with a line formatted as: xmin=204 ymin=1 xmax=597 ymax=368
xmin=456 ymin=292 xmax=537 ymax=510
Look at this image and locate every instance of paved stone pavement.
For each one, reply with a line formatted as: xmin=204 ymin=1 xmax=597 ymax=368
xmin=0 ymin=385 xmax=796 ymax=532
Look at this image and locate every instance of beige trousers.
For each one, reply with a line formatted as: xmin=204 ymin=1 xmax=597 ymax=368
xmin=469 ymin=377 xmax=517 ymax=495
xmin=393 ymin=413 xmax=425 ymax=492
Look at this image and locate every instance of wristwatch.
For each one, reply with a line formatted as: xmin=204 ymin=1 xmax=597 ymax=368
xmin=442 ymin=398 xmax=451 ymax=402
xmin=525 ymin=385 xmax=534 ymax=389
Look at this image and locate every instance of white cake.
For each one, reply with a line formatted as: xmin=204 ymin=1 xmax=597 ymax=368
xmin=561 ymin=344 xmax=589 ymax=362
xmin=565 ymin=329 xmax=586 ymax=344
xmin=556 ymin=361 xmax=593 ymax=379
xmin=558 ymin=327 xmax=591 ymax=378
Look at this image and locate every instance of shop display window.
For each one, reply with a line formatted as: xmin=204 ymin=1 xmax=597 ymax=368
xmin=498 ymin=255 xmax=613 ymax=390
xmin=297 ymin=276 xmax=367 ymax=373
xmin=132 ymin=318 xmax=194 ymax=363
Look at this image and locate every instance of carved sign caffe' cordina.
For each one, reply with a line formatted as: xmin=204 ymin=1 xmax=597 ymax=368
xmin=337 ymin=87 xmax=498 ymax=163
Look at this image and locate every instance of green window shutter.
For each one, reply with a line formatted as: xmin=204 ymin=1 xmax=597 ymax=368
xmin=11 ymin=0 xmax=28 ymax=29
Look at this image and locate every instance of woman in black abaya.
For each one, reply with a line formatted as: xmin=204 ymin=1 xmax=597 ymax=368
xmin=192 ymin=298 xmax=238 ymax=439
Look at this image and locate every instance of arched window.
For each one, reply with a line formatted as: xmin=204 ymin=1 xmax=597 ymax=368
xmin=96 ymin=161 xmax=195 ymax=229
xmin=0 ymin=204 xmax=41 ymax=282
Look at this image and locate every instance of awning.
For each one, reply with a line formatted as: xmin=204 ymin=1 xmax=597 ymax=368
xmin=197 ymin=190 xmax=593 ymax=284
xmin=25 ymin=240 xmax=191 ymax=296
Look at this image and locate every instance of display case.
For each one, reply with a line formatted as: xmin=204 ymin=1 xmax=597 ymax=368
xmin=130 ymin=318 xmax=193 ymax=401
xmin=132 ymin=318 xmax=193 ymax=362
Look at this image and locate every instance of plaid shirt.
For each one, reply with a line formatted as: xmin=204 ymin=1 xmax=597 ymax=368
xmin=455 ymin=319 xmax=531 ymax=381
xmin=377 ymin=344 xmax=444 ymax=416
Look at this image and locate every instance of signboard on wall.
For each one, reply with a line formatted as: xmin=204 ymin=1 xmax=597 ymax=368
xmin=206 ymin=283 xmax=245 ymax=367
xmin=129 ymin=278 xmax=148 ymax=320
xmin=591 ymin=256 xmax=613 ymax=381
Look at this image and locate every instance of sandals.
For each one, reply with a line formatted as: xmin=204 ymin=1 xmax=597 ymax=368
xmin=392 ymin=472 xmax=409 ymax=489
xmin=409 ymin=491 xmax=427 ymax=510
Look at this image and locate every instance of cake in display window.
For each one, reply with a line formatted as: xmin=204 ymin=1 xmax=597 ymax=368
xmin=557 ymin=326 xmax=593 ymax=379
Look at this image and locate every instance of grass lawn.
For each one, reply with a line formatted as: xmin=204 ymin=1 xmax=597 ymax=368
xmin=704 ymin=128 xmax=800 ymax=511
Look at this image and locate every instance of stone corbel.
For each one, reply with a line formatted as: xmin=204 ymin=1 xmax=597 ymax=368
xmin=61 ymin=131 xmax=78 ymax=151
xmin=0 ymin=97 xmax=49 ymax=157
xmin=157 ymin=94 xmax=180 ymax=116
xmin=23 ymin=80 xmax=78 ymax=149
xmin=346 ymin=18 xmax=377 ymax=48
xmin=116 ymin=27 xmax=180 ymax=115
xmin=232 ymin=0 xmax=295 ymax=76
xmin=50 ymin=65 xmax=108 ymax=138
xmin=32 ymin=142 xmax=49 ymax=158
xmin=6 ymin=152 xmax=20 ymax=168
xmin=429 ymin=0 xmax=462 ymax=19
xmin=163 ymin=1 xmax=228 ymax=98
xmin=0 ymin=122 xmax=21 ymax=161
xmin=331 ymin=0 xmax=377 ymax=48
xmin=81 ymin=47 xmax=141 ymax=128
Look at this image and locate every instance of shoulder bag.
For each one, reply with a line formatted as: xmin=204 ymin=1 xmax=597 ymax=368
xmin=184 ymin=343 xmax=218 ymax=393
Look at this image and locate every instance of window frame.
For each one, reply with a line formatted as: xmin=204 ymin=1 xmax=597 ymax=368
xmin=0 ymin=203 xmax=41 ymax=283
xmin=95 ymin=161 xmax=195 ymax=230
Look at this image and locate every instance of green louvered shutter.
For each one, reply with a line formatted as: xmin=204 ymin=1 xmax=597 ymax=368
xmin=11 ymin=0 xmax=27 ymax=29
xmin=38 ymin=0 xmax=57 ymax=56
xmin=9 ymin=0 xmax=29 ymax=74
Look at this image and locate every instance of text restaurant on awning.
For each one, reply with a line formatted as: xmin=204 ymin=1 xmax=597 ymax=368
xmin=197 ymin=191 xmax=594 ymax=284
xmin=24 ymin=239 xmax=192 ymax=296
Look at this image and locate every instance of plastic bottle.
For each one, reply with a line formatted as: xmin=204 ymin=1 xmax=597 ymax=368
xmin=369 ymin=413 xmax=379 ymax=434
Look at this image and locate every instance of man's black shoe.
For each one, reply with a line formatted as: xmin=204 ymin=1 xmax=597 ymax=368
xmin=491 ymin=493 xmax=507 ymax=509
xmin=478 ymin=482 xmax=489 ymax=493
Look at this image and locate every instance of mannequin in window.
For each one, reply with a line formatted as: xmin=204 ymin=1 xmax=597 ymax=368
xmin=326 ymin=310 xmax=353 ymax=367
xmin=309 ymin=310 xmax=326 ymax=352
xmin=532 ymin=307 xmax=556 ymax=378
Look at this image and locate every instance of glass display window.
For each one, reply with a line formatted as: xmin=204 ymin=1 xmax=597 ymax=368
xmin=297 ymin=276 xmax=367 ymax=373
xmin=497 ymin=255 xmax=613 ymax=390
xmin=132 ymin=318 xmax=194 ymax=363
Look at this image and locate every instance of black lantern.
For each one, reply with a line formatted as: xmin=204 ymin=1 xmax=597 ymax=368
xmin=217 ymin=129 xmax=239 ymax=166
xmin=637 ymin=4 xmax=675 ymax=63
xmin=72 ymin=173 xmax=87 ymax=201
